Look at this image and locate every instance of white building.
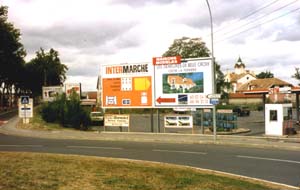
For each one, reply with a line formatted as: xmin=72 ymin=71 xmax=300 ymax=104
xmin=224 ymin=57 xmax=256 ymax=93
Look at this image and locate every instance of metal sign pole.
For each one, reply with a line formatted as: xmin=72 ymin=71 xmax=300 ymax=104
xmin=206 ymin=0 xmax=217 ymax=143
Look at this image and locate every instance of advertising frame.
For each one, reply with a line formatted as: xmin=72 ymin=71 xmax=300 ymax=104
xmin=154 ymin=57 xmax=214 ymax=108
xmin=101 ymin=62 xmax=154 ymax=108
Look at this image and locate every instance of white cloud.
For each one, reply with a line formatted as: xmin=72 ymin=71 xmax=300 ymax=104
xmin=2 ymin=0 xmax=300 ymax=91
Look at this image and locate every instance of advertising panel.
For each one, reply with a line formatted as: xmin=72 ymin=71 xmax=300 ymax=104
xmin=65 ymin=83 xmax=81 ymax=98
xmin=101 ymin=62 xmax=153 ymax=108
xmin=154 ymin=58 xmax=213 ymax=107
xmin=164 ymin=115 xmax=193 ymax=128
xmin=104 ymin=114 xmax=130 ymax=127
xmin=42 ymin=86 xmax=63 ymax=102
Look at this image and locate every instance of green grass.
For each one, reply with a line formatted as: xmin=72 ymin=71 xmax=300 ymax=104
xmin=0 ymin=152 xmax=280 ymax=190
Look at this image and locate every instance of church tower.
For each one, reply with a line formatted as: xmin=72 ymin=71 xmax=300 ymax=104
xmin=234 ymin=56 xmax=246 ymax=75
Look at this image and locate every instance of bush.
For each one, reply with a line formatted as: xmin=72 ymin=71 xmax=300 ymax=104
xmin=40 ymin=91 xmax=91 ymax=130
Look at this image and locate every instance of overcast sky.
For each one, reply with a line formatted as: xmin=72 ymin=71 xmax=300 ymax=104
xmin=2 ymin=0 xmax=300 ymax=91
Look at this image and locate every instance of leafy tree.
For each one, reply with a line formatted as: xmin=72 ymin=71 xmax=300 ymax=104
xmin=292 ymin=67 xmax=300 ymax=85
xmin=256 ymin=71 xmax=274 ymax=79
xmin=25 ymin=48 xmax=68 ymax=97
xmin=162 ymin=37 xmax=230 ymax=96
xmin=163 ymin=37 xmax=210 ymax=58
xmin=0 ymin=6 xmax=26 ymax=108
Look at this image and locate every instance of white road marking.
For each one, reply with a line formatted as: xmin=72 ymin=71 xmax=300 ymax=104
xmin=0 ymin=145 xmax=43 ymax=148
xmin=237 ymin=155 xmax=300 ymax=164
xmin=66 ymin=146 xmax=123 ymax=150
xmin=153 ymin=149 xmax=207 ymax=155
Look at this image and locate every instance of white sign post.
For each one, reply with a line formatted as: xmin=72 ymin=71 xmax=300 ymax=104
xmin=19 ymin=97 xmax=33 ymax=124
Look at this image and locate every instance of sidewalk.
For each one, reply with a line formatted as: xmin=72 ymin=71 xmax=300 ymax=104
xmin=1 ymin=116 xmax=300 ymax=151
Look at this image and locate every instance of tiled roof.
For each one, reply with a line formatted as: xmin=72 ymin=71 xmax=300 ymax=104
xmin=168 ymin=75 xmax=195 ymax=85
xmin=87 ymin=91 xmax=97 ymax=99
xmin=237 ymin=78 xmax=292 ymax=92
xmin=229 ymin=93 xmax=263 ymax=98
xmin=228 ymin=73 xmax=256 ymax=82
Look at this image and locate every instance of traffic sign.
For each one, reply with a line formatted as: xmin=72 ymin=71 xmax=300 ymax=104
xmin=210 ymin=98 xmax=219 ymax=105
xmin=20 ymin=96 xmax=29 ymax=104
xmin=207 ymin=94 xmax=221 ymax=99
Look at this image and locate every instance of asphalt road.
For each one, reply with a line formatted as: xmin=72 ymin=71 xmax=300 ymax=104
xmin=0 ymin=134 xmax=299 ymax=188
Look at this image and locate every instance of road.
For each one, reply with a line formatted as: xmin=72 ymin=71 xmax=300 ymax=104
xmin=0 ymin=134 xmax=299 ymax=188
xmin=0 ymin=110 xmax=300 ymax=188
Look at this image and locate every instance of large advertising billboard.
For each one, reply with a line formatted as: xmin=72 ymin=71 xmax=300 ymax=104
xmin=42 ymin=86 xmax=63 ymax=102
xmin=65 ymin=83 xmax=81 ymax=98
xmin=101 ymin=62 xmax=153 ymax=108
xmin=154 ymin=58 xmax=213 ymax=107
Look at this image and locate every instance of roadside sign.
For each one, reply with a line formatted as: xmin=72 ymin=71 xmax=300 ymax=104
xmin=210 ymin=98 xmax=219 ymax=105
xmin=207 ymin=94 xmax=221 ymax=99
xmin=101 ymin=62 xmax=153 ymax=108
xmin=18 ymin=98 xmax=33 ymax=118
xmin=20 ymin=96 xmax=29 ymax=104
xmin=154 ymin=58 xmax=213 ymax=107
xmin=164 ymin=115 xmax=193 ymax=128
xmin=42 ymin=86 xmax=63 ymax=102
xmin=152 ymin=56 xmax=181 ymax=65
xmin=104 ymin=114 xmax=130 ymax=127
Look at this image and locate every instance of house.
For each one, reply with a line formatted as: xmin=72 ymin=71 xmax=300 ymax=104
xmin=237 ymin=78 xmax=293 ymax=103
xmin=167 ymin=75 xmax=196 ymax=91
xmin=224 ymin=57 xmax=256 ymax=93
xmin=81 ymin=91 xmax=97 ymax=110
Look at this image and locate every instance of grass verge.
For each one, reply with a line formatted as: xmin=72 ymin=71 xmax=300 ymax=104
xmin=0 ymin=152 xmax=280 ymax=190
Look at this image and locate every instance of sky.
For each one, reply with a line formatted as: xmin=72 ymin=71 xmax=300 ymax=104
xmin=1 ymin=0 xmax=300 ymax=91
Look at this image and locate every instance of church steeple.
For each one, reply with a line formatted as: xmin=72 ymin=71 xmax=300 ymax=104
xmin=234 ymin=56 xmax=246 ymax=74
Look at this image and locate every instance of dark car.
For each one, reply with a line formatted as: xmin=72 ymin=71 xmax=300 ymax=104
xmin=233 ymin=106 xmax=250 ymax=116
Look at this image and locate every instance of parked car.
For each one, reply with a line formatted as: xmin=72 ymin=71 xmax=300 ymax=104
xmin=90 ymin=111 xmax=104 ymax=125
xmin=233 ymin=106 xmax=250 ymax=116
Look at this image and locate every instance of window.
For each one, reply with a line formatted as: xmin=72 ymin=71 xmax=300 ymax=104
xmin=270 ymin=110 xmax=277 ymax=121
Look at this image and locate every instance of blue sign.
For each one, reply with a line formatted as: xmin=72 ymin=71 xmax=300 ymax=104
xmin=210 ymin=98 xmax=219 ymax=105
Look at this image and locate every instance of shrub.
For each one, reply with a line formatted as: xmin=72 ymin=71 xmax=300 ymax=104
xmin=40 ymin=91 xmax=91 ymax=130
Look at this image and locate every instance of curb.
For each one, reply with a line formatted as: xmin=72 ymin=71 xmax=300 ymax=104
xmin=1 ymin=117 xmax=300 ymax=151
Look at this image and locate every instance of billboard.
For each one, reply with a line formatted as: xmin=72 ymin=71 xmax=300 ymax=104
xmin=164 ymin=115 xmax=193 ymax=128
xmin=154 ymin=58 xmax=213 ymax=107
xmin=104 ymin=114 xmax=130 ymax=127
xmin=101 ymin=63 xmax=153 ymax=108
xmin=65 ymin=83 xmax=81 ymax=98
xmin=42 ymin=86 xmax=63 ymax=102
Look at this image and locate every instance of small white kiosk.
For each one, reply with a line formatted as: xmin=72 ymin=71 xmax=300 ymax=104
xmin=265 ymin=104 xmax=293 ymax=136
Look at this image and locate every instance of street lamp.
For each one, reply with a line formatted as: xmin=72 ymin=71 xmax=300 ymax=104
xmin=205 ymin=0 xmax=217 ymax=142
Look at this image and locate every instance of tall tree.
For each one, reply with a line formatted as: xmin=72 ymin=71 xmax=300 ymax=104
xmin=256 ymin=71 xmax=274 ymax=79
xmin=292 ymin=67 xmax=300 ymax=85
xmin=25 ymin=48 xmax=68 ymax=97
xmin=0 ymin=6 xmax=26 ymax=108
xmin=163 ymin=37 xmax=210 ymax=58
xmin=162 ymin=37 xmax=230 ymax=95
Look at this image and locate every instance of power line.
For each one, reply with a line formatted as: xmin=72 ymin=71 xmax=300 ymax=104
xmin=214 ymin=0 xmax=281 ymax=34
xmin=215 ymin=0 xmax=299 ymax=38
xmin=215 ymin=6 xmax=300 ymax=44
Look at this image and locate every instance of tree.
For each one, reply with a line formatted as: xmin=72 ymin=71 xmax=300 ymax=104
xmin=41 ymin=90 xmax=90 ymax=130
xmin=256 ymin=71 xmax=274 ymax=79
xmin=163 ymin=37 xmax=210 ymax=58
xmin=162 ymin=37 xmax=230 ymax=95
xmin=292 ymin=67 xmax=300 ymax=85
xmin=25 ymin=48 xmax=68 ymax=97
xmin=0 ymin=6 xmax=26 ymax=108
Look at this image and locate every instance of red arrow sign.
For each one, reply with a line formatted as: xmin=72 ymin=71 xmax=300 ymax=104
xmin=156 ymin=97 xmax=176 ymax=104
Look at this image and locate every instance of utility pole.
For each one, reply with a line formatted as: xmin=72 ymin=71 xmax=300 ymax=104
xmin=205 ymin=0 xmax=217 ymax=143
